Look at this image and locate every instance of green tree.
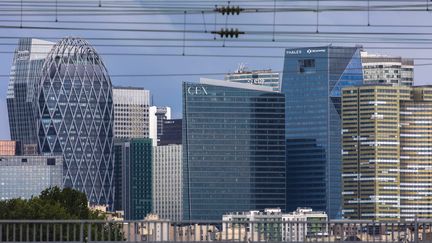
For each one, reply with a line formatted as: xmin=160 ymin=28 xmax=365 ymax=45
xmin=39 ymin=187 xmax=90 ymax=219
xmin=0 ymin=187 xmax=124 ymax=242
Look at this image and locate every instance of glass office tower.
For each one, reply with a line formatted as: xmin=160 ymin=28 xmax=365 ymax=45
xmin=7 ymin=38 xmax=54 ymax=147
xmin=36 ymin=37 xmax=114 ymax=207
xmin=113 ymin=138 xmax=152 ymax=220
xmin=183 ymin=78 xmax=286 ymax=220
xmin=282 ymin=46 xmax=364 ymax=219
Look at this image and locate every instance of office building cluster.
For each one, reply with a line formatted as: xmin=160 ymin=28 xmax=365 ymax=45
xmin=342 ymin=86 xmax=432 ymax=220
xmin=3 ymin=36 xmax=432 ymax=222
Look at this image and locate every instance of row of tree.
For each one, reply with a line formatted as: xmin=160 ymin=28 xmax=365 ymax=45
xmin=0 ymin=187 xmax=124 ymax=241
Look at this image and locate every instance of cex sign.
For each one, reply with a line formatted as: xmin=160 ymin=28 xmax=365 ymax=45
xmin=187 ymin=86 xmax=208 ymax=95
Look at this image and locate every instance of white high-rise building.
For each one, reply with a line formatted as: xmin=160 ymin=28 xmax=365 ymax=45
xmin=149 ymin=106 xmax=171 ymax=146
xmin=361 ymin=51 xmax=414 ymax=86
xmin=113 ymin=87 xmax=151 ymax=139
xmin=225 ymin=64 xmax=281 ymax=92
xmin=152 ymin=144 xmax=182 ymax=221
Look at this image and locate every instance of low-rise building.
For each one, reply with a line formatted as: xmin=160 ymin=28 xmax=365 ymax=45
xmin=222 ymin=208 xmax=327 ymax=242
xmin=0 ymin=155 xmax=63 ymax=200
xmin=0 ymin=140 xmax=20 ymax=155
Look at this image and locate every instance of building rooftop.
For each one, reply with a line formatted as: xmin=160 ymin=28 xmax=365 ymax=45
xmin=199 ymin=78 xmax=276 ymax=92
xmin=113 ymin=86 xmax=146 ymax=90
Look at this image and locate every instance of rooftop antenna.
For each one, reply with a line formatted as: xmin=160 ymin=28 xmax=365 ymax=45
xmin=236 ymin=63 xmax=247 ymax=73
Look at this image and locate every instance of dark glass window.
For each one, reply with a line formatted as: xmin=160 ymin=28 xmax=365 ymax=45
xmin=47 ymin=158 xmax=56 ymax=165
xmin=298 ymin=59 xmax=316 ymax=74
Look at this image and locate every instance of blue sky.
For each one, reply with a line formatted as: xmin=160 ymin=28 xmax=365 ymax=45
xmin=0 ymin=1 xmax=431 ymax=139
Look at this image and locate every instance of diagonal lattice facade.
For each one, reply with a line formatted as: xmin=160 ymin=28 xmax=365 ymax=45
xmin=36 ymin=37 xmax=114 ymax=207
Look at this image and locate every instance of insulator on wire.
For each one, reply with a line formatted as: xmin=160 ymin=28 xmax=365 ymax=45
xmin=214 ymin=6 xmax=243 ymax=15
xmin=211 ymin=28 xmax=245 ymax=38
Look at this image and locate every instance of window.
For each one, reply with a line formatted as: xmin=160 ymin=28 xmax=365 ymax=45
xmin=298 ymin=59 xmax=316 ymax=74
xmin=47 ymin=158 xmax=56 ymax=166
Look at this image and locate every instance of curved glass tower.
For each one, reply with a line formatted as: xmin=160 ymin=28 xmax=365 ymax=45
xmin=36 ymin=37 xmax=114 ymax=206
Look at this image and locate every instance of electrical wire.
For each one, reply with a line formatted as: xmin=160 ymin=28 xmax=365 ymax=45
xmin=2 ymin=42 xmax=432 ymax=50
xmin=1 ymin=3 xmax=432 ymax=16
xmin=5 ymin=24 xmax=432 ymax=37
xmin=0 ymin=65 xmax=426 ymax=79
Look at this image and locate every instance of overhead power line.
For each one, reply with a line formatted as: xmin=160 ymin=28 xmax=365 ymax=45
xmin=3 ymin=35 xmax=432 ymax=45
xmin=5 ymin=24 xmax=432 ymax=37
xmin=0 ymin=49 xmax=431 ymax=63
xmin=1 ymin=3 xmax=432 ymax=16
xmin=0 ymin=64 xmax=431 ymax=80
xmin=3 ymin=42 xmax=432 ymax=50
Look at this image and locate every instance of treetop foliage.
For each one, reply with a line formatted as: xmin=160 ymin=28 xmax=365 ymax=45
xmin=0 ymin=187 xmax=104 ymax=220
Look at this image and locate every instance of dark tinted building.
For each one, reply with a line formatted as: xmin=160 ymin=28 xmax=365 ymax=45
xmin=114 ymin=138 xmax=152 ymax=220
xmin=282 ymin=46 xmax=364 ymax=219
xmin=183 ymin=79 xmax=286 ymax=220
xmin=159 ymin=119 xmax=182 ymax=146
xmin=7 ymin=38 xmax=54 ymax=147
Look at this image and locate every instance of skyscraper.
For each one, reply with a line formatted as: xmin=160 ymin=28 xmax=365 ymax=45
xmin=114 ymin=138 xmax=153 ymax=220
xmin=149 ymin=106 xmax=171 ymax=146
xmin=7 ymin=38 xmax=54 ymax=147
xmin=113 ymin=87 xmax=151 ymax=139
xmin=283 ymin=46 xmax=364 ymax=219
xmin=342 ymin=85 xmax=432 ymax=221
xmin=153 ymin=144 xmax=183 ymax=221
xmin=361 ymin=51 xmax=414 ymax=86
xmin=225 ymin=65 xmax=281 ymax=92
xmin=183 ymin=78 xmax=286 ymax=220
xmin=36 ymin=37 xmax=114 ymax=207
xmin=159 ymin=119 xmax=182 ymax=146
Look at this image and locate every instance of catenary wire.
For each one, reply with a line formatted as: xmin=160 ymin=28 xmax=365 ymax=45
xmin=5 ymin=24 xmax=432 ymax=36
xmin=0 ymin=65 xmax=428 ymax=79
xmin=3 ymin=42 xmax=432 ymax=50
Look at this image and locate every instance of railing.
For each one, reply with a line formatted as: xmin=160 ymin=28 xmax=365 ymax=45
xmin=0 ymin=219 xmax=430 ymax=242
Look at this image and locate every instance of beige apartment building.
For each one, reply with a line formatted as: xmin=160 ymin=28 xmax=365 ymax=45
xmin=342 ymin=85 xmax=432 ymax=221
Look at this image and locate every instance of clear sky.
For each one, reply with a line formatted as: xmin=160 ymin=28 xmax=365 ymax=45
xmin=0 ymin=0 xmax=431 ymax=139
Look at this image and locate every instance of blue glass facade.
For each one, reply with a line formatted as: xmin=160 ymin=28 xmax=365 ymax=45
xmin=7 ymin=38 xmax=54 ymax=147
xmin=183 ymin=80 xmax=286 ymax=220
xmin=36 ymin=37 xmax=114 ymax=207
xmin=282 ymin=46 xmax=363 ymax=219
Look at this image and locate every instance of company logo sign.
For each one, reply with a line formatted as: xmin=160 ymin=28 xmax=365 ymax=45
xmin=16 ymin=50 xmax=30 ymax=61
xmin=187 ymin=86 xmax=208 ymax=95
xmin=249 ymin=78 xmax=265 ymax=85
xmin=286 ymin=50 xmax=302 ymax=55
xmin=307 ymin=49 xmax=326 ymax=54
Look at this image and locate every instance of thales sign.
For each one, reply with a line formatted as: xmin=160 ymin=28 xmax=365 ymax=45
xmin=286 ymin=49 xmax=327 ymax=55
xmin=187 ymin=86 xmax=208 ymax=95
xmin=286 ymin=50 xmax=302 ymax=55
